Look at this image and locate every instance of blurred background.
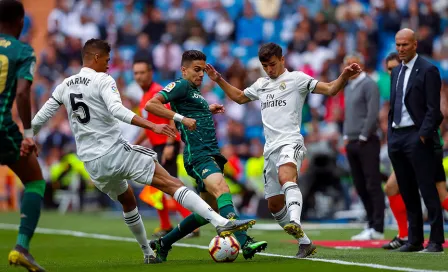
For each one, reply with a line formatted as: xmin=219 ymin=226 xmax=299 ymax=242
xmin=1 ymin=0 xmax=448 ymax=225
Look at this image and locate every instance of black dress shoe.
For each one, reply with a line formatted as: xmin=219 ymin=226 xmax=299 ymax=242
xmin=420 ymin=243 xmax=444 ymax=253
xmin=396 ymin=243 xmax=424 ymax=252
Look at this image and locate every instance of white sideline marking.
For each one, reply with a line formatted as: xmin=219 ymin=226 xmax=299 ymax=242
xmin=0 ymin=223 xmax=442 ymax=272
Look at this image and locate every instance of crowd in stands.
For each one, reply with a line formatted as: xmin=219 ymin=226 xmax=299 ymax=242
xmin=12 ymin=0 xmax=448 ymax=219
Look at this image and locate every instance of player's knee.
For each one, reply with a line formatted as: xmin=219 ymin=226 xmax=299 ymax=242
xmin=278 ymin=163 xmax=298 ymax=185
xmin=267 ymin=198 xmax=284 ymax=214
xmin=204 ymin=174 xmax=229 ymax=199
xmin=117 ymin=187 xmax=137 ymax=212
xmin=384 ymin=183 xmax=399 ymax=196
xmin=23 ymin=180 xmax=46 ymax=198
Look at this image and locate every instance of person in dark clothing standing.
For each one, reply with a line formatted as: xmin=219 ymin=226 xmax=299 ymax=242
xmin=388 ymin=28 xmax=444 ymax=253
xmin=343 ymin=53 xmax=385 ymax=241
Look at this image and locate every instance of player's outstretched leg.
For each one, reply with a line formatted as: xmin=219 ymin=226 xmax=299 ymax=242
xmin=149 ymin=163 xmax=256 ymax=261
xmin=269 ymin=194 xmax=316 ymax=259
xmin=116 ymin=185 xmax=161 ymax=264
xmin=382 ymin=172 xmax=408 ymax=250
xmin=201 ymin=173 xmax=267 ymax=259
xmin=7 ymin=154 xmax=46 ymax=272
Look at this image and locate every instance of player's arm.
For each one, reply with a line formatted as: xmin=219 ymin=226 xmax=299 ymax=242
xmin=31 ymin=87 xmax=62 ymax=135
xmin=145 ymin=82 xmax=197 ymax=130
xmin=312 ymin=63 xmax=362 ymax=96
xmin=205 ymin=64 xmax=251 ymax=104
xmin=100 ymin=76 xmax=176 ymax=137
xmin=16 ymin=44 xmax=36 ymax=140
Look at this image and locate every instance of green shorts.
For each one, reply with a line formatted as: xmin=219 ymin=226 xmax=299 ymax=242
xmin=184 ymin=155 xmax=227 ymax=192
xmin=0 ymin=123 xmax=22 ymax=165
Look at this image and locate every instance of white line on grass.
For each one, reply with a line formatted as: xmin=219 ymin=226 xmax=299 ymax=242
xmin=0 ymin=223 xmax=442 ymax=272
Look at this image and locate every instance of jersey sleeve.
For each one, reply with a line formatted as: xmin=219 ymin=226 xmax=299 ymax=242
xmin=16 ymin=44 xmax=36 ymax=82
xmin=243 ymin=78 xmax=263 ymax=101
xmin=99 ymin=74 xmax=136 ymax=124
xmin=159 ymin=80 xmax=188 ymax=103
xmin=295 ymin=71 xmax=319 ymax=94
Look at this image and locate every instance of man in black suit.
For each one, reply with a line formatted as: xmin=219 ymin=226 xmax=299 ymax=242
xmin=388 ymin=28 xmax=444 ymax=253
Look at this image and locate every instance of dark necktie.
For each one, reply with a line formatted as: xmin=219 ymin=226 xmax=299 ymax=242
xmin=393 ymin=65 xmax=408 ymax=125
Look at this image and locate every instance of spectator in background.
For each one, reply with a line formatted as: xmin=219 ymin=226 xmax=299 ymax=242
xmin=116 ymin=0 xmax=143 ymax=45
xmin=166 ymin=0 xmax=187 ymax=22
xmin=134 ymin=33 xmax=153 ymax=65
xmin=19 ymin=12 xmax=33 ymax=43
xmin=214 ymin=8 xmax=234 ymax=42
xmin=253 ymin=0 xmax=281 ymax=19
xmin=152 ymin=34 xmax=182 ymax=80
xmin=433 ymin=27 xmax=448 ymax=60
xmin=38 ymin=46 xmax=64 ymax=83
xmin=66 ymin=14 xmax=100 ymax=44
xmin=142 ymin=8 xmax=165 ymax=45
xmin=343 ymin=53 xmax=384 ymax=241
xmin=47 ymin=0 xmax=70 ymax=35
xmin=381 ymin=0 xmax=402 ymax=33
xmin=236 ymin=2 xmax=263 ymax=46
xmin=416 ymin=25 xmax=433 ymax=58
xmin=73 ymin=0 xmax=102 ymax=24
xmin=419 ymin=0 xmax=441 ymax=36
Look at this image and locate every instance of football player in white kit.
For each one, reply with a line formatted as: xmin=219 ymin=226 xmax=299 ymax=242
xmin=205 ymin=43 xmax=361 ymax=258
xmin=30 ymin=39 xmax=256 ymax=263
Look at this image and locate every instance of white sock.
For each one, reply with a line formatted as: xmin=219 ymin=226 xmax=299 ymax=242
xmin=123 ymin=207 xmax=154 ymax=256
xmin=174 ymin=186 xmax=228 ymax=227
xmin=282 ymin=182 xmax=303 ymax=225
xmin=272 ymin=204 xmax=311 ymax=245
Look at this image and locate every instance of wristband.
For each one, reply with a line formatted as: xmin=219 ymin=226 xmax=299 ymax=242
xmin=24 ymin=128 xmax=34 ymax=138
xmin=173 ymin=113 xmax=184 ymax=122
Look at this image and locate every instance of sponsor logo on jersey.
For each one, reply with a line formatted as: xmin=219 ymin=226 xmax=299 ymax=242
xmin=164 ymin=82 xmax=176 ymax=92
xmin=280 ymin=82 xmax=286 ymax=90
xmin=202 ymin=168 xmax=210 ymax=176
xmin=0 ymin=40 xmax=11 ymax=48
xmin=111 ymin=85 xmax=118 ymax=93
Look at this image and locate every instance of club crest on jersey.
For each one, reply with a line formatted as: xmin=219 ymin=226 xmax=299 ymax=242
xmin=280 ymin=82 xmax=286 ymax=90
xmin=164 ymin=82 xmax=176 ymax=92
xmin=111 ymin=85 xmax=118 ymax=93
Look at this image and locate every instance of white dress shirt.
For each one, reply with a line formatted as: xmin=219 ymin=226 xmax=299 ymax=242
xmin=393 ymin=54 xmax=418 ymax=128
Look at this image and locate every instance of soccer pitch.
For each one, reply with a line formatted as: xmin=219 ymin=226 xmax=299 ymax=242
xmin=1 ymin=212 xmax=447 ymax=272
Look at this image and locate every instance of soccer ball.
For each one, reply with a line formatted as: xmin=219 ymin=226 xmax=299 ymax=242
xmin=208 ymin=235 xmax=240 ymax=262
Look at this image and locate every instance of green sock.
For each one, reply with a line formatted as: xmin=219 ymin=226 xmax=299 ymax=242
xmin=17 ymin=180 xmax=45 ymax=250
xmin=217 ymin=193 xmax=247 ymax=246
xmin=161 ymin=213 xmax=208 ymax=248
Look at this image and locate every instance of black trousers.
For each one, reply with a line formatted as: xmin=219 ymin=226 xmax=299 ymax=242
xmin=346 ymin=135 xmax=385 ymax=232
xmin=153 ymin=142 xmax=180 ymax=177
xmin=388 ymin=126 xmax=445 ymax=245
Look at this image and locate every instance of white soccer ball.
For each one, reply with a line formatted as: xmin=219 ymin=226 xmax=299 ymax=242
xmin=208 ymin=235 xmax=240 ymax=262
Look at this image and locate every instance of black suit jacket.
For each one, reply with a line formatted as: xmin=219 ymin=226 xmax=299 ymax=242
xmin=388 ymin=55 xmax=443 ymax=140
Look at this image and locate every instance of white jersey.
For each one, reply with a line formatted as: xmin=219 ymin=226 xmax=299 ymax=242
xmin=32 ymin=67 xmax=136 ymax=161
xmin=243 ymin=69 xmax=318 ymax=156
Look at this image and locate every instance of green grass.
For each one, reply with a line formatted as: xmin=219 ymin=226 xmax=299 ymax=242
xmin=0 ymin=212 xmax=447 ymax=272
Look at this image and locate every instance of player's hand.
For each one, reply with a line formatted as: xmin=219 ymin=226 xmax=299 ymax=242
xmin=153 ymin=124 xmax=177 ymax=138
xmin=162 ymin=144 xmax=175 ymax=165
xmin=182 ymin=117 xmax=197 ymax=131
xmin=20 ymin=137 xmax=38 ymax=157
xmin=205 ymin=64 xmax=222 ymax=82
xmin=342 ymin=63 xmax=362 ymax=79
xmin=209 ymin=103 xmax=225 ymax=114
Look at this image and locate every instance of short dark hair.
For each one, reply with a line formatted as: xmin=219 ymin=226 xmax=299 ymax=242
xmin=82 ymin=39 xmax=111 ymax=58
xmin=181 ymin=50 xmax=206 ymax=66
xmin=133 ymin=57 xmax=153 ymax=70
xmin=258 ymin=43 xmax=282 ymax=62
xmin=0 ymin=0 xmax=25 ymax=24
xmin=385 ymin=52 xmax=400 ymax=64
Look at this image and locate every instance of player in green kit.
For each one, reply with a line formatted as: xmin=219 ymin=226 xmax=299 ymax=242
xmin=145 ymin=50 xmax=267 ymax=261
xmin=0 ymin=0 xmax=46 ymax=271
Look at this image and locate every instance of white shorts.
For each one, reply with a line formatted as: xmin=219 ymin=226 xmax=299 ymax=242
xmin=84 ymin=140 xmax=158 ymax=201
xmin=263 ymin=143 xmax=306 ymax=199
